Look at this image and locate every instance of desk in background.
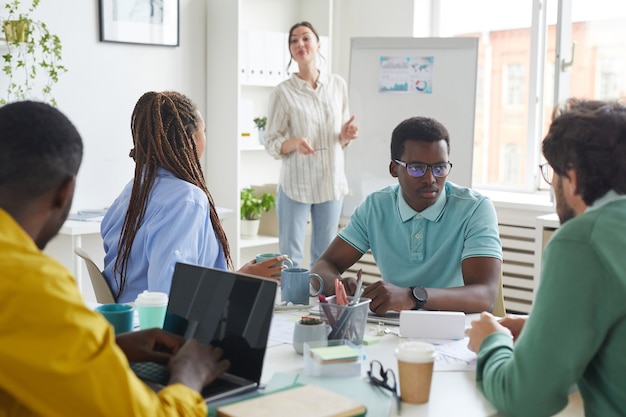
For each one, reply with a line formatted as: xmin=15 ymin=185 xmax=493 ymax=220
xmin=45 ymin=207 xmax=234 ymax=303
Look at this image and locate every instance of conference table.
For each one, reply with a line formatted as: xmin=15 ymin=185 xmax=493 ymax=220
xmin=259 ymin=308 xmax=584 ymax=417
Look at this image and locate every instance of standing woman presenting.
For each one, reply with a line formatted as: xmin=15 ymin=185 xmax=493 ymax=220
xmin=264 ymin=21 xmax=358 ymax=267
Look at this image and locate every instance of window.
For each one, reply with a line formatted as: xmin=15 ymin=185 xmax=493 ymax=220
xmin=437 ymin=0 xmax=626 ymax=192
xmin=597 ymin=58 xmax=621 ymax=100
xmin=503 ymin=64 xmax=525 ymax=107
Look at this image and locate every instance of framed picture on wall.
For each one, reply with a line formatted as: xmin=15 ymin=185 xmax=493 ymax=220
xmin=99 ymin=0 xmax=179 ymax=46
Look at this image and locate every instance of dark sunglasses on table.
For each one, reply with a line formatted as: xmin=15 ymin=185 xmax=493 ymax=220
xmin=394 ymin=160 xmax=453 ymax=178
xmin=367 ymin=360 xmax=401 ymax=414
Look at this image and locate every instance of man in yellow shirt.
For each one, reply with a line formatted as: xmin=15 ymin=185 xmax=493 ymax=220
xmin=0 ymin=101 xmax=229 ymax=416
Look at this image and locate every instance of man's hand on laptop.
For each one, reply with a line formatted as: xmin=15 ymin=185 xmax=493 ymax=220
xmin=167 ymin=340 xmax=231 ymax=393
xmin=116 ymin=328 xmax=185 ymax=364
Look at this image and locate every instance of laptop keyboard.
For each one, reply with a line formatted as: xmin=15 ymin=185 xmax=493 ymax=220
xmin=130 ymin=361 xmax=249 ymax=397
xmin=131 ymin=362 xmax=169 ymax=385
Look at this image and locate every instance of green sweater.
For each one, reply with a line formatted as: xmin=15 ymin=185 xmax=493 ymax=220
xmin=476 ymin=192 xmax=626 ymax=417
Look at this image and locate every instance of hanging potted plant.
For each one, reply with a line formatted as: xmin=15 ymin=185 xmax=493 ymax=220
xmin=240 ymin=187 xmax=275 ymax=237
xmin=1 ymin=0 xmax=67 ymax=105
xmin=253 ymin=116 xmax=267 ymax=145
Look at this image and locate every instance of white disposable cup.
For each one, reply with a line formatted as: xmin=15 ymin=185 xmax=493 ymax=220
xmin=395 ymin=341 xmax=437 ymax=404
xmin=135 ymin=291 xmax=168 ymax=330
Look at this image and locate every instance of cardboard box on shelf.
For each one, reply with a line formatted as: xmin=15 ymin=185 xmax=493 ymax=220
xmin=251 ymin=184 xmax=278 ymax=237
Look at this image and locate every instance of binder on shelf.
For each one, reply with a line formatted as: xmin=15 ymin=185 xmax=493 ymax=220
xmin=247 ymin=30 xmax=268 ymax=86
xmin=266 ymin=31 xmax=286 ymax=85
xmin=238 ymin=30 xmax=249 ymax=84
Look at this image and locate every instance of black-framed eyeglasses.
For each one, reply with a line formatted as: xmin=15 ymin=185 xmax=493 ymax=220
xmin=394 ymin=160 xmax=453 ymax=178
xmin=367 ymin=360 xmax=401 ymax=414
xmin=539 ymin=162 xmax=553 ymax=185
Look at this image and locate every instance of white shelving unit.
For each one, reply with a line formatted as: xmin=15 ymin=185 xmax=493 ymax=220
xmin=206 ymin=0 xmax=333 ymax=268
xmin=239 ymin=235 xmax=280 ymax=249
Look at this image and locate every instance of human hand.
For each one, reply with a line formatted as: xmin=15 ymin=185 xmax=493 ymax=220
xmin=116 ymin=328 xmax=185 ymax=365
xmin=239 ymin=255 xmax=289 ymax=281
xmin=168 ymin=340 xmax=230 ymax=393
xmin=466 ymin=312 xmax=513 ymax=353
xmin=340 ymin=115 xmax=359 ymax=143
xmin=498 ymin=314 xmax=528 ymax=341
xmin=361 ymin=281 xmax=415 ymax=316
xmin=281 ymin=137 xmax=317 ymax=155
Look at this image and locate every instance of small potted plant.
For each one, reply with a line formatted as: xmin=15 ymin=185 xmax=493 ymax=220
xmin=253 ymin=116 xmax=267 ymax=145
xmin=1 ymin=0 xmax=67 ymax=105
xmin=240 ymin=187 xmax=275 ymax=237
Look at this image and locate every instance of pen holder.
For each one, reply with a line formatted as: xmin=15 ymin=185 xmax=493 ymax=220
xmin=319 ymin=296 xmax=371 ymax=345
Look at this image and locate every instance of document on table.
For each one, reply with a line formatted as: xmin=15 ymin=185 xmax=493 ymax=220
xmin=419 ymin=337 xmax=477 ymax=371
xmin=268 ymin=313 xmax=300 ymax=344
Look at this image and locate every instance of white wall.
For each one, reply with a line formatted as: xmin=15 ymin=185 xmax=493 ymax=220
xmin=31 ymin=0 xmax=419 ymax=214
xmin=34 ymin=0 xmax=207 ymax=213
xmin=332 ymin=0 xmax=416 ymax=80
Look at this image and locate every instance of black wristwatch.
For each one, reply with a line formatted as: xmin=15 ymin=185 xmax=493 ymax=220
xmin=410 ymin=286 xmax=428 ymax=310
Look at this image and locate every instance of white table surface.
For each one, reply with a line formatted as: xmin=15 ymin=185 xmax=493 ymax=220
xmin=261 ymin=310 xmax=497 ymax=417
xmin=261 ymin=308 xmax=584 ymax=417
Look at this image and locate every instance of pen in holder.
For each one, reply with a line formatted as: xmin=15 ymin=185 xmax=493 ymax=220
xmin=319 ymin=295 xmax=371 ymax=345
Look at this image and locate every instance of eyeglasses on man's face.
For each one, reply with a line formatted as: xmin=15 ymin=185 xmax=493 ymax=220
xmin=394 ymin=160 xmax=453 ymax=178
xmin=539 ymin=163 xmax=553 ymax=185
xmin=367 ymin=360 xmax=401 ymax=414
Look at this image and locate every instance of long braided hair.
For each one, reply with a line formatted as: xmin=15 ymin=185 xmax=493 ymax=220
xmin=112 ymin=91 xmax=232 ymax=300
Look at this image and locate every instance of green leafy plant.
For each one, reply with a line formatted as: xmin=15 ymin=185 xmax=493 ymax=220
xmin=240 ymin=187 xmax=275 ymax=220
xmin=253 ymin=116 xmax=267 ymax=130
xmin=1 ymin=0 xmax=67 ymax=105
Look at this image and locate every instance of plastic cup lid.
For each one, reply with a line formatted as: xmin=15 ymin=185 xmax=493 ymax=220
xmin=135 ymin=290 xmax=168 ymax=306
xmin=395 ymin=341 xmax=437 ymax=363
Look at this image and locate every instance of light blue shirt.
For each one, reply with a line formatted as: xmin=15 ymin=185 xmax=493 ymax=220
xmin=101 ymin=168 xmax=227 ymax=303
xmin=339 ymin=182 xmax=502 ymax=288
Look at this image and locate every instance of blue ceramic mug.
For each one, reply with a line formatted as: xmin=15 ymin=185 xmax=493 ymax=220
xmin=280 ymin=267 xmax=323 ymax=305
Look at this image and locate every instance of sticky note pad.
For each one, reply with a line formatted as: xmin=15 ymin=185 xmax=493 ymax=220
xmin=362 ymin=335 xmax=380 ymax=345
xmin=309 ymin=344 xmax=360 ymax=364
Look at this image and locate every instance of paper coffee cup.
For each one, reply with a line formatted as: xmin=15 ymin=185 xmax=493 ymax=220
xmin=135 ymin=291 xmax=168 ymax=330
xmin=395 ymin=341 xmax=437 ymax=404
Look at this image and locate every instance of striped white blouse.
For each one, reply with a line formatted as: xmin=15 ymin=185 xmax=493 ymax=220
xmin=264 ymin=71 xmax=350 ymax=204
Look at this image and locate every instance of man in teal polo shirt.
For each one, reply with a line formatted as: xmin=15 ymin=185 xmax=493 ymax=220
xmin=311 ymin=116 xmax=502 ymax=315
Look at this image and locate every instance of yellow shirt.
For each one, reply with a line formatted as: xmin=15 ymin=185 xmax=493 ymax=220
xmin=0 ymin=209 xmax=207 ymax=417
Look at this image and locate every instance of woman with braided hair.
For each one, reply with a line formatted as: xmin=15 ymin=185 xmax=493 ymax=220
xmin=102 ymin=91 xmax=286 ymax=302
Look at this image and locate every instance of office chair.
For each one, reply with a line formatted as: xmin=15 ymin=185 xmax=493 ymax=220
xmin=493 ymin=274 xmax=506 ymax=317
xmin=74 ymin=247 xmax=115 ymax=304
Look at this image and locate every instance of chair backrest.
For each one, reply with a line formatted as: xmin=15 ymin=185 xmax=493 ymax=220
xmin=493 ymin=274 xmax=506 ymax=317
xmin=74 ymin=247 xmax=115 ymax=304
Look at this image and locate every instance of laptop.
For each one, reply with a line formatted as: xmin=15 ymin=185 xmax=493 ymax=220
xmin=130 ymin=263 xmax=278 ymax=404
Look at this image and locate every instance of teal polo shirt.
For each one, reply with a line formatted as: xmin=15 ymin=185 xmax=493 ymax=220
xmin=339 ymin=182 xmax=502 ymax=288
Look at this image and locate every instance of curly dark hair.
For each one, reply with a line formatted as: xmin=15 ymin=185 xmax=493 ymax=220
xmin=542 ymin=98 xmax=626 ymax=205
xmin=390 ymin=116 xmax=450 ymax=161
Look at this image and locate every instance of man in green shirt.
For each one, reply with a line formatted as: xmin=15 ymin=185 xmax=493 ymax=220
xmin=467 ymin=98 xmax=626 ymax=417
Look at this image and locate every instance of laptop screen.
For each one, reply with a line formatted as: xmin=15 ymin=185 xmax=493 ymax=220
xmin=163 ymin=263 xmax=277 ymax=384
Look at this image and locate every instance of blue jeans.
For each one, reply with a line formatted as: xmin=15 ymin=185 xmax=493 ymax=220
xmin=276 ymin=187 xmax=343 ymax=268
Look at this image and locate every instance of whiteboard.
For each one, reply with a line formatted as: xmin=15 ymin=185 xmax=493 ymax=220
xmin=343 ymin=37 xmax=478 ymax=217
